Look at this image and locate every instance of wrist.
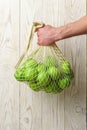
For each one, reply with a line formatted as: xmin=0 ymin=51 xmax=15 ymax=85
xmin=55 ymin=23 xmax=74 ymax=41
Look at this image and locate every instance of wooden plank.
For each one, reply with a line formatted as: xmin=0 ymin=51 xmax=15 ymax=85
xmin=34 ymin=1 xmax=65 ymax=130
xmin=0 ymin=0 xmax=19 ymax=130
xmin=64 ymin=0 xmax=86 ymax=130
xmin=19 ymin=0 xmax=65 ymax=130
xmin=19 ymin=1 xmax=33 ymax=130
xmin=19 ymin=0 xmax=86 ymax=130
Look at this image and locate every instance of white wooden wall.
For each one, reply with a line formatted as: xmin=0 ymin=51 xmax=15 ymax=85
xmin=0 ymin=0 xmax=86 ymax=130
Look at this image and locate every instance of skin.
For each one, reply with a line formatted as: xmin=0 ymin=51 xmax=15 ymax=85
xmin=37 ymin=16 xmax=87 ymax=46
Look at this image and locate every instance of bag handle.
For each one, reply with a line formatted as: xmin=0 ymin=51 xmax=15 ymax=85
xmin=15 ymin=22 xmax=44 ymax=69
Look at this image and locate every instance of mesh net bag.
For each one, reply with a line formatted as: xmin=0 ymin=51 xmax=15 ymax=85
xmin=14 ymin=22 xmax=74 ymax=93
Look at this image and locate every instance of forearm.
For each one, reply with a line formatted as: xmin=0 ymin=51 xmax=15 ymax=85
xmin=55 ymin=16 xmax=87 ymax=41
xmin=37 ymin=16 xmax=87 ymax=45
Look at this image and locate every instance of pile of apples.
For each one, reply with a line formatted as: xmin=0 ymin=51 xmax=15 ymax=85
xmin=14 ymin=57 xmax=74 ymax=93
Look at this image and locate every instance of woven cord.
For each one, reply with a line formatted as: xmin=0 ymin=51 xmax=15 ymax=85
xmin=15 ymin=22 xmax=44 ymax=69
xmin=51 ymin=43 xmax=66 ymax=61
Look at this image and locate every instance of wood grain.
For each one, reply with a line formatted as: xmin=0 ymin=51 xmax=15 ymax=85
xmin=64 ymin=0 xmax=86 ymax=130
xmin=0 ymin=0 xmax=86 ymax=130
xmin=19 ymin=1 xmax=33 ymax=130
xmin=19 ymin=0 xmax=65 ymax=130
xmin=0 ymin=0 xmax=19 ymax=130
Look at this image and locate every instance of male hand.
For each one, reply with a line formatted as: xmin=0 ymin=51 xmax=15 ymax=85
xmin=37 ymin=16 xmax=87 ymax=46
xmin=37 ymin=25 xmax=59 ymax=46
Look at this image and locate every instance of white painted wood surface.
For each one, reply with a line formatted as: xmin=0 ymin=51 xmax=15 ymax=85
xmin=0 ymin=0 xmax=19 ymax=130
xmin=0 ymin=0 xmax=86 ymax=130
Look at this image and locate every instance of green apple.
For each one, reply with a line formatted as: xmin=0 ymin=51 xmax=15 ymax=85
xmin=48 ymin=66 xmax=61 ymax=80
xmin=58 ymin=76 xmax=71 ymax=89
xmin=45 ymin=56 xmax=58 ymax=68
xmin=53 ymin=81 xmax=62 ymax=93
xmin=44 ymin=82 xmax=62 ymax=93
xmin=22 ymin=58 xmax=38 ymax=68
xmin=44 ymin=83 xmax=54 ymax=93
xmin=28 ymin=82 xmax=41 ymax=91
xmin=60 ymin=61 xmax=71 ymax=74
xmin=24 ymin=67 xmax=38 ymax=81
xmin=14 ymin=67 xmax=25 ymax=81
xmin=37 ymin=63 xmax=46 ymax=73
xmin=37 ymin=71 xmax=50 ymax=87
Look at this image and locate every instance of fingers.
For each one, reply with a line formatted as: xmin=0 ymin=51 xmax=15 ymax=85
xmin=37 ymin=26 xmax=45 ymax=35
xmin=37 ymin=26 xmax=45 ymax=45
xmin=36 ymin=24 xmax=53 ymax=46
